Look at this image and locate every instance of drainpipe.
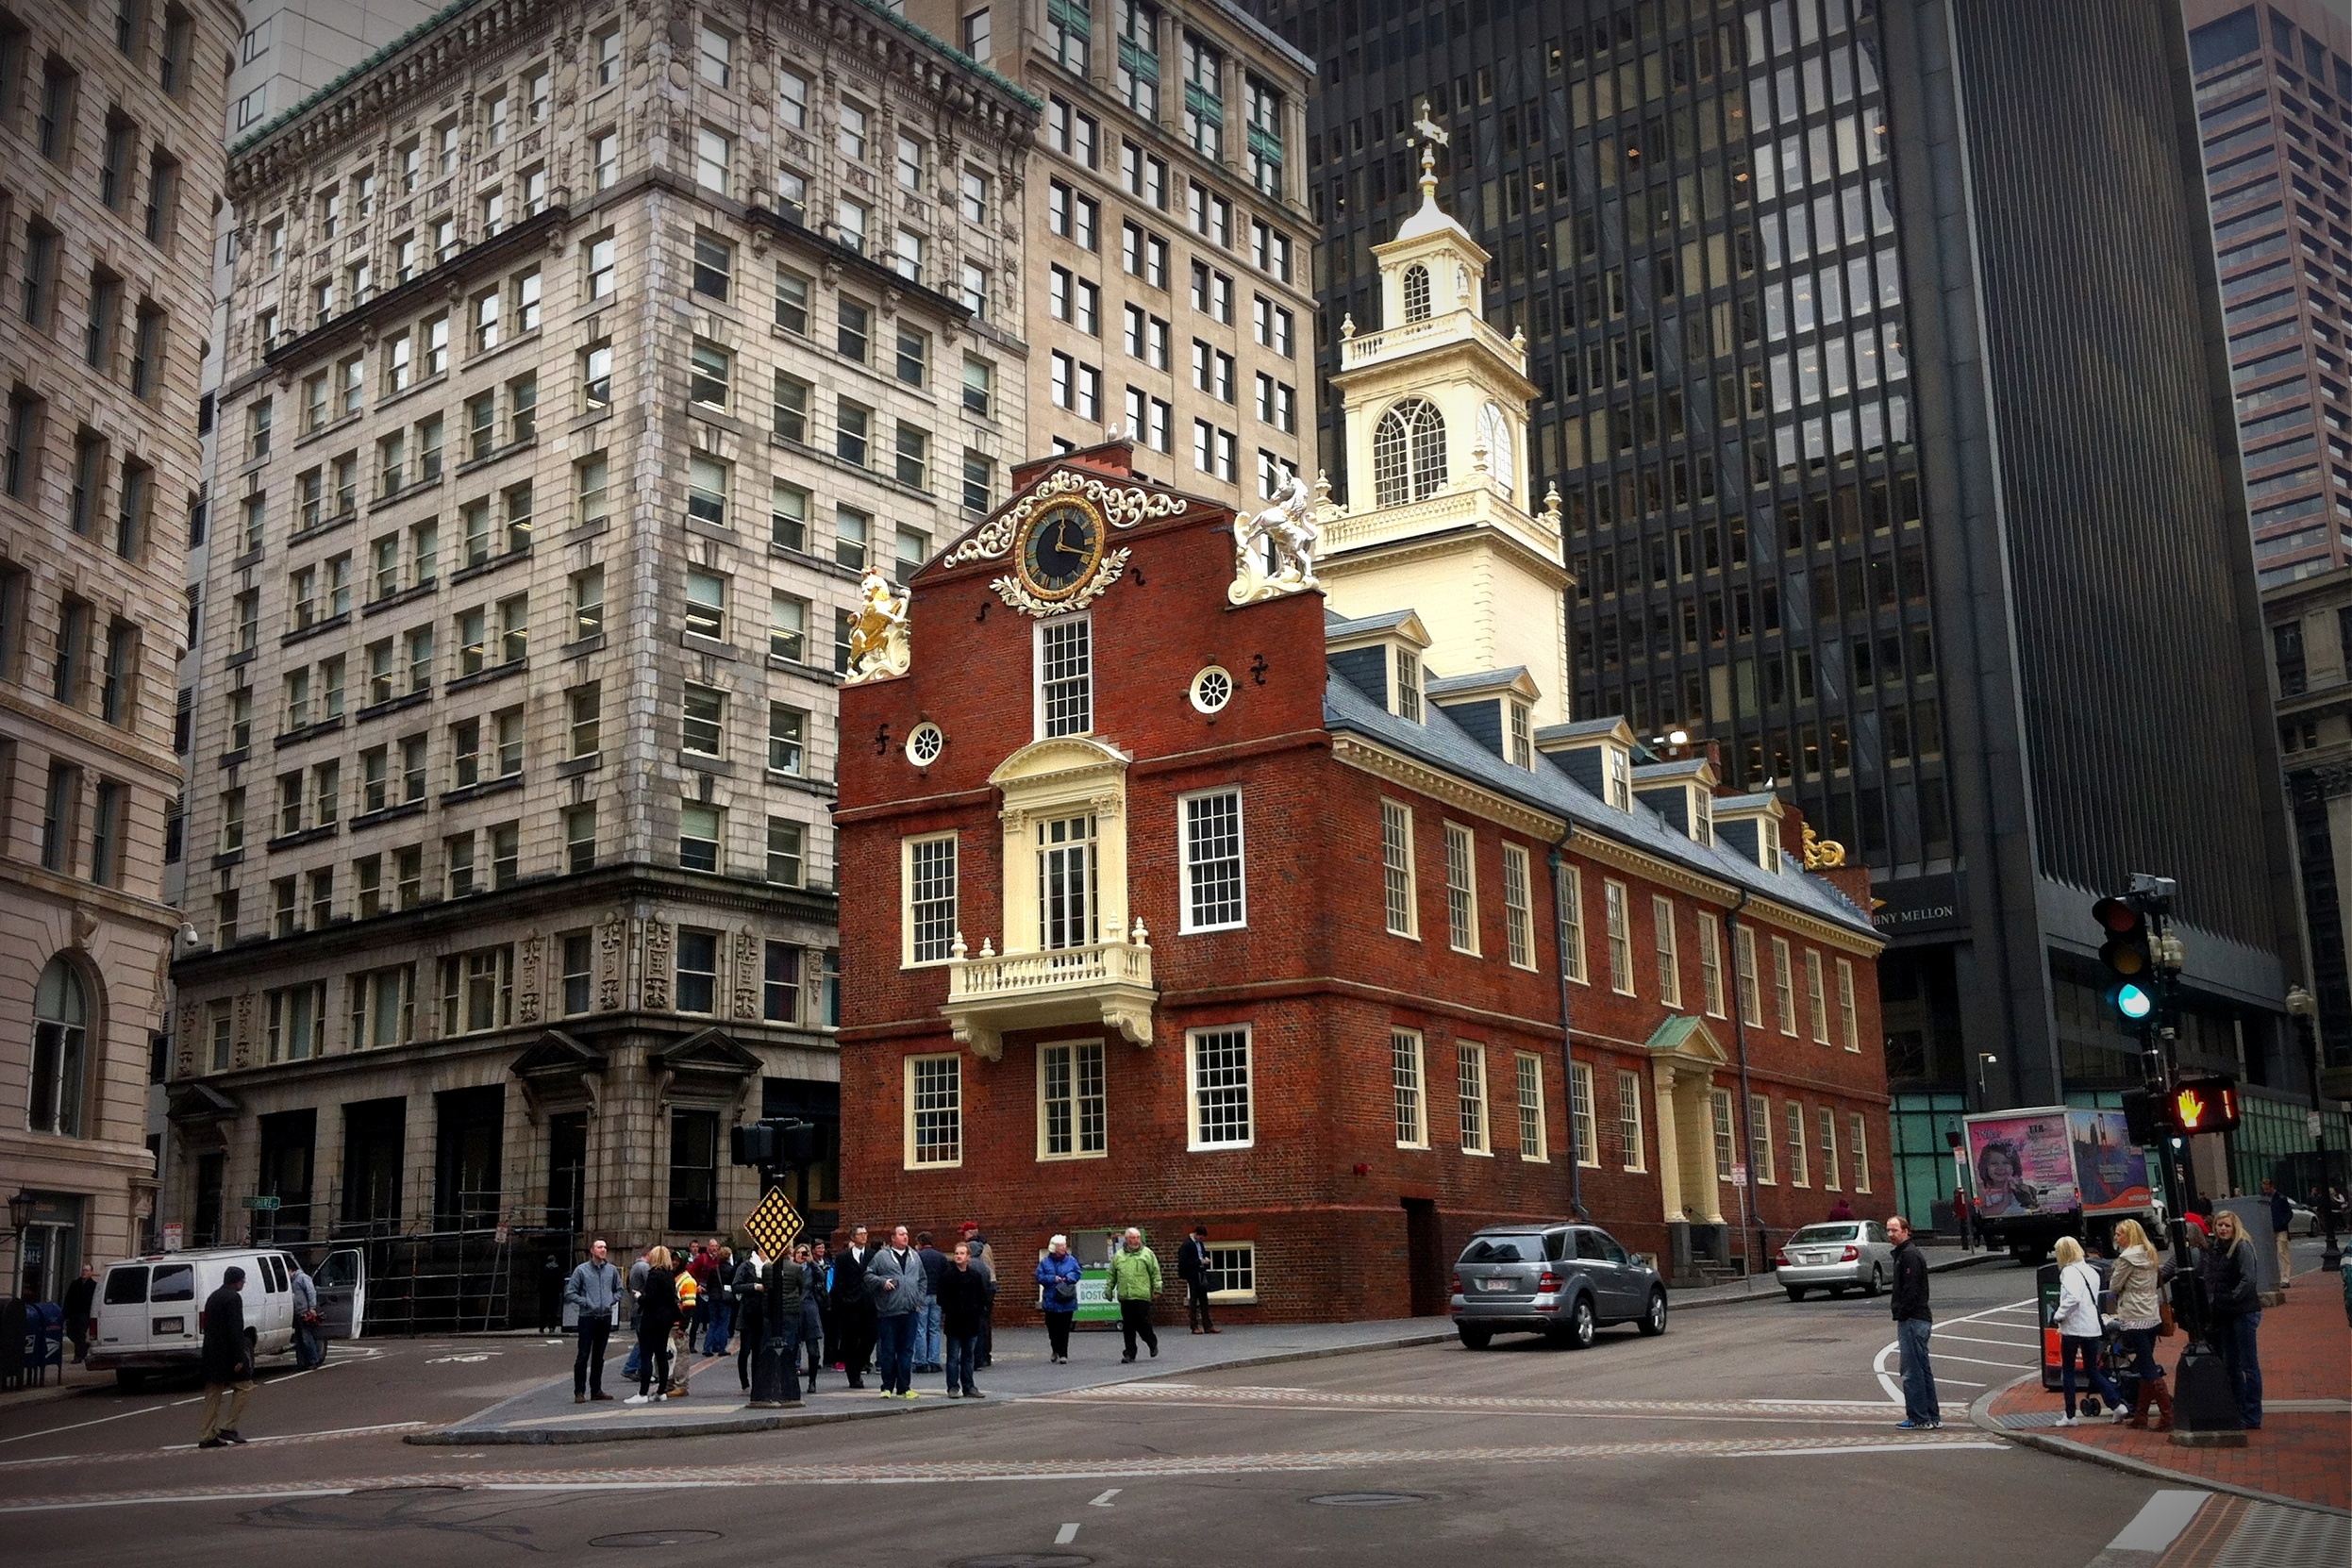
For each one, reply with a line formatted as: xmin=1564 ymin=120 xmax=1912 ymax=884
xmin=1723 ymin=892 xmax=1761 ymax=1279
xmin=1547 ymin=828 xmax=1588 ymax=1222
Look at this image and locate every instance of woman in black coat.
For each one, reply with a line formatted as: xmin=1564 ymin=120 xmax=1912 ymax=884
xmin=796 ymin=1243 xmax=825 ymax=1389
xmin=2199 ymin=1210 xmax=2264 ymax=1429
xmin=632 ymin=1246 xmax=679 ymax=1402
xmin=731 ymin=1250 xmax=765 ymax=1393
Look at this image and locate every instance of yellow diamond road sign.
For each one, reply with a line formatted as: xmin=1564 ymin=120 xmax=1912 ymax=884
xmin=742 ymin=1187 xmax=805 ymax=1258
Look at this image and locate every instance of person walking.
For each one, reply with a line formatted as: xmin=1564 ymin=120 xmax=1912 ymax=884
xmin=60 ymin=1264 xmax=95 ymax=1365
xmin=731 ymin=1247 xmax=766 ymax=1393
xmin=2201 ymin=1209 xmax=2264 ymax=1429
xmin=796 ymin=1243 xmax=826 ymax=1391
xmin=1037 ymin=1235 xmax=1082 ymax=1363
xmin=833 ymin=1226 xmax=875 ymax=1389
xmin=1886 ymin=1215 xmax=1939 ymax=1429
xmin=864 ymin=1225 xmax=929 ymax=1398
xmin=961 ymin=1222 xmax=998 ymax=1368
xmin=196 ymin=1267 xmax=256 ymax=1448
xmin=2051 ymin=1237 xmax=2124 ymax=1425
xmin=1176 ymin=1225 xmax=1219 ymax=1334
xmin=568 ymin=1239 xmax=623 ymax=1404
xmin=705 ymin=1243 xmax=736 ymax=1356
xmin=914 ymin=1231 xmax=949 ymax=1373
xmin=2108 ymin=1219 xmax=2173 ymax=1432
xmin=2261 ymin=1180 xmax=2294 ymax=1286
xmin=940 ymin=1242 xmax=990 ymax=1398
xmin=1109 ymin=1227 xmax=1162 ymax=1363
xmin=288 ymin=1260 xmax=323 ymax=1371
xmin=621 ymin=1246 xmax=652 ymax=1382
xmin=627 ymin=1247 xmax=680 ymax=1405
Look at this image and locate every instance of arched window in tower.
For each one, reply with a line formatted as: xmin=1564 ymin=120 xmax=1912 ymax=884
xmin=1400 ymin=263 xmax=1431 ymax=323
xmin=1373 ymin=398 xmax=1447 ymax=506
xmin=28 ymin=956 xmax=90 ymax=1138
xmin=1477 ymin=403 xmax=1514 ymax=500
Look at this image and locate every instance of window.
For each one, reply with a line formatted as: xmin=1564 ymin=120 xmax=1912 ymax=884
xmin=1805 ymin=951 xmax=1829 ymax=1043
xmin=1700 ymin=917 xmax=1726 ymax=1017
xmin=962 ymin=8 xmax=992 ymax=60
xmin=835 ymin=507 xmax=869 ymax=570
xmin=695 ymin=23 xmax=731 ymax=86
xmin=1390 ymin=1027 xmax=1427 ymax=1147
xmin=757 ymin=814 xmax=802 ymax=887
xmin=1443 ymin=823 xmax=1480 ymax=953
xmin=1180 ymin=789 xmax=1244 ymax=931
xmin=768 ymin=592 xmax=807 ymax=663
xmin=689 ymin=340 xmax=730 ymax=410
xmin=836 ymin=400 xmax=870 ymax=467
xmin=681 ymin=683 xmax=724 ymax=757
xmin=266 ymin=983 xmax=325 ymax=1063
xmin=1500 ymin=843 xmax=1534 ymax=969
xmin=1571 ymin=1061 xmax=1598 ymax=1166
xmin=674 ymin=927 xmax=719 ymax=1013
xmin=907 ymin=1054 xmax=962 ymax=1166
xmin=1771 ymin=935 xmax=1797 ymax=1033
xmin=565 ymin=804 xmax=596 ymax=874
xmin=40 ymin=763 xmax=80 ymax=873
xmin=1850 ymin=1112 xmax=1871 ymax=1192
xmin=695 ymin=126 xmax=730 ymax=192
xmin=766 ymin=702 xmax=805 ymax=775
xmin=1712 ymin=1089 xmax=1737 ymax=1183
xmin=1836 ymin=959 xmax=1860 ymax=1050
xmin=1785 ymin=1101 xmax=1810 ymax=1187
xmin=1557 ymin=863 xmax=1587 ymax=982
xmin=895 ymin=327 xmax=928 ymax=387
xmin=893 ymin=424 xmax=929 ymax=492
xmin=683 ymin=568 xmax=726 ymax=642
xmin=1380 ymin=800 xmax=1417 ymax=937
xmin=584 ymin=234 xmax=615 ymax=300
xmin=1051 ymin=0 xmax=1090 ymax=72
xmin=1749 ymin=1093 xmax=1776 ymax=1184
xmin=761 ymin=941 xmax=801 ymax=1023
xmin=1187 ymin=1026 xmax=1252 ymax=1147
xmin=687 ymin=454 xmax=727 ymax=526
xmin=772 ymin=374 xmax=809 ymax=442
xmin=1615 ymin=1069 xmax=1646 ymax=1170
xmin=678 ymin=802 xmax=721 ymax=872
xmin=776 ymin=67 xmax=807 ymax=126
xmin=1038 ymin=616 xmax=1093 ymax=738
xmin=959 ymin=167 xmax=989 ymax=225
xmin=904 ymin=833 xmax=958 ymax=965
xmin=1373 ymin=398 xmax=1447 ymax=505
xmin=1735 ymin=925 xmax=1761 ymax=1026
xmin=770 ymin=484 xmax=809 ymax=552
xmin=1515 ymin=1052 xmax=1546 ymax=1160
xmin=353 ymin=966 xmax=412 ymax=1049
xmin=1046 ymin=96 xmax=1095 ymax=166
xmin=838 ymin=99 xmax=869 ymax=162
xmin=1181 ymin=33 xmax=1223 ymax=158
xmin=1603 ymin=880 xmax=1633 ymax=994
xmin=1039 ymin=1040 xmax=1108 ymax=1159
xmin=1653 ymin=895 xmax=1680 ymax=1008
xmin=1458 ymin=1041 xmax=1489 ymax=1153
xmin=1393 ymin=648 xmax=1422 ymax=721
xmin=577 ymin=454 xmax=609 ymax=527
xmin=1820 ymin=1108 xmax=1842 ymax=1191
xmin=1245 ymin=76 xmax=1284 ymax=194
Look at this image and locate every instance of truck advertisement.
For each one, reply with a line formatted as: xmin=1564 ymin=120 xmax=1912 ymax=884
xmin=1962 ymin=1107 xmax=2154 ymax=1258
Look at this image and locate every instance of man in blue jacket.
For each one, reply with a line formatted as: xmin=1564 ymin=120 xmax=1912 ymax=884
xmin=863 ymin=1225 xmax=931 ymax=1399
xmin=565 ymin=1239 xmax=623 ymax=1403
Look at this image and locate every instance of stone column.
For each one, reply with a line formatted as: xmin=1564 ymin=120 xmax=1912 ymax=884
xmin=1650 ymin=1063 xmax=1683 ymax=1222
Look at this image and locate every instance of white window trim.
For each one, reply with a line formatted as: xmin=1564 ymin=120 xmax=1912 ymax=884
xmin=1820 ymin=1106 xmax=1842 ymax=1192
xmin=899 ymin=830 xmax=959 ymax=969
xmin=1185 ymin=1024 xmax=1255 ymax=1151
xmin=1392 ymin=1026 xmax=1427 ymax=1149
xmin=1514 ymin=1049 xmax=1548 ymax=1162
xmin=904 ymin=1051 xmax=963 ymax=1169
xmin=1771 ymin=934 xmax=1797 ymax=1035
xmin=1749 ymin=1092 xmax=1777 ymax=1185
xmin=1836 ymin=958 xmax=1860 ymax=1051
xmin=1380 ymin=798 xmax=1419 ymax=939
xmin=1176 ymin=784 xmax=1247 ymax=933
xmin=1786 ymin=1099 xmax=1810 ymax=1187
xmin=1699 ymin=916 xmax=1726 ymax=1018
xmin=1559 ymin=862 xmax=1587 ymax=984
xmin=1032 ymin=611 xmax=1094 ymax=741
xmin=1653 ymin=894 xmax=1680 ymax=1009
xmin=1035 ymin=1036 xmax=1109 ymax=1162
xmin=1616 ymin=1067 xmax=1646 ymax=1172
xmin=1443 ymin=821 xmax=1479 ymax=956
xmin=1806 ymin=949 xmax=1830 ymax=1043
xmin=1204 ymin=1240 xmax=1258 ymax=1304
xmin=1458 ymin=1039 xmax=1490 ymax=1155
xmin=1500 ymin=842 xmax=1535 ymax=971
xmin=1570 ymin=1059 xmax=1600 ymax=1168
xmin=1603 ymin=878 xmax=1634 ymax=996
xmin=1851 ymin=1110 xmax=1872 ymax=1192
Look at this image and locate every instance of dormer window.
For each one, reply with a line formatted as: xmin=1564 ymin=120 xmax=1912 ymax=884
xmin=1759 ymin=833 xmax=1778 ymax=874
xmin=1509 ymin=702 xmax=1532 ymax=768
xmin=1605 ymin=745 xmax=1631 ymax=810
xmin=1401 ymin=262 xmax=1431 ymax=323
xmin=1394 ymin=647 xmax=1423 ymax=723
xmin=1693 ymin=790 xmax=1713 ymax=846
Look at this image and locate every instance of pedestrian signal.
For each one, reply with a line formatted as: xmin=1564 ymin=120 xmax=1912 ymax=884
xmin=2168 ymin=1075 xmax=2240 ymax=1135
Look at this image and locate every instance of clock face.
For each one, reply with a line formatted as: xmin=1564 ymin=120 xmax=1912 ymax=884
xmin=1017 ymin=501 xmax=1106 ymax=601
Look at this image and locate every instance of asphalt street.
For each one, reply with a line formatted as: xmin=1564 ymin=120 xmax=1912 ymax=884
xmin=0 ymin=1259 xmax=2185 ymax=1568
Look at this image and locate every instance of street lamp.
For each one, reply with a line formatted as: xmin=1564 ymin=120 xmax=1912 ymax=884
xmin=2285 ymin=986 xmax=2341 ymax=1272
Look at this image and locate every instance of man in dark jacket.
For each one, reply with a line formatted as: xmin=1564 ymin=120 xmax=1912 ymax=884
xmin=1886 ymin=1215 xmax=1938 ymax=1430
xmin=1176 ymin=1226 xmax=1219 ymax=1334
xmin=197 ymin=1267 xmax=255 ymax=1448
xmin=939 ymin=1243 xmax=990 ymax=1399
xmin=831 ymin=1226 xmax=874 ymax=1389
xmin=61 ymin=1264 xmax=96 ymax=1363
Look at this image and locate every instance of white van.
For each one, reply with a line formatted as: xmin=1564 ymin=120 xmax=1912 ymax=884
xmin=88 ymin=1246 xmax=367 ymax=1387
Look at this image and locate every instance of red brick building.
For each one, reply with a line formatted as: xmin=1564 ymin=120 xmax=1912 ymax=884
xmin=834 ymin=176 xmax=1888 ymax=1323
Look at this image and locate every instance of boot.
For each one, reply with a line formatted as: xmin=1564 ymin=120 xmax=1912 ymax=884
xmin=2142 ymin=1376 xmax=2175 ymax=1433
xmin=2126 ymin=1383 xmax=2147 ymax=1429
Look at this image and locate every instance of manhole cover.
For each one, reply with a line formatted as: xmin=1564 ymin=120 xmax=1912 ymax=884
xmin=1306 ymin=1492 xmax=1427 ymax=1508
xmin=591 ymin=1531 xmax=724 ymax=1549
xmin=951 ymin=1556 xmax=1092 ymax=1568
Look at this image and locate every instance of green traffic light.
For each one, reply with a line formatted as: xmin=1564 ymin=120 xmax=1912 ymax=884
xmin=2116 ymin=983 xmax=2154 ymax=1021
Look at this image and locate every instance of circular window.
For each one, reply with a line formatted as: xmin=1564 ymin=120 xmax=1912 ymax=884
xmin=905 ymin=722 xmax=945 ymax=767
xmin=1190 ymin=666 xmax=1235 ymax=714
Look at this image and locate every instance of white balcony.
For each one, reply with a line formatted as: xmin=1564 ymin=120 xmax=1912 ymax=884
xmin=942 ymin=925 xmax=1157 ymax=1061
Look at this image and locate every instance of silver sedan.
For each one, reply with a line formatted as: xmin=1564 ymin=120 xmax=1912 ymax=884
xmin=1774 ymin=1220 xmax=1895 ymax=1300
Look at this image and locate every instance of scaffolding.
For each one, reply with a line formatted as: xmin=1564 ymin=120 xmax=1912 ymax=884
xmin=325 ymin=1194 xmax=573 ymax=1336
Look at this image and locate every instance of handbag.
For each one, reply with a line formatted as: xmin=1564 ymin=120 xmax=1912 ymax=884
xmin=2157 ymin=1294 xmax=2177 ymax=1338
xmin=1052 ymin=1276 xmax=1078 ymax=1303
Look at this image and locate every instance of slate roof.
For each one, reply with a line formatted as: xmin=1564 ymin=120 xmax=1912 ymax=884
xmin=1322 ymin=674 xmax=1877 ymax=937
xmin=1324 ymin=608 xmax=1422 ymax=638
xmin=1426 ymin=666 xmax=1531 ymax=697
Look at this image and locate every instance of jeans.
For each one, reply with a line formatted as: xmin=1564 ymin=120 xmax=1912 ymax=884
xmin=704 ymin=1301 xmax=733 ymax=1356
xmin=575 ymin=1317 xmax=612 ymax=1395
xmin=2060 ymin=1332 xmax=2122 ymax=1416
xmin=1045 ymin=1311 xmax=1074 ymax=1360
xmin=736 ymin=1306 xmax=761 ymax=1390
xmin=1119 ymin=1299 xmax=1159 ymax=1359
xmin=945 ymin=1333 xmax=980 ymax=1394
xmin=635 ymin=1327 xmax=672 ymax=1397
xmin=292 ymin=1321 xmax=323 ymax=1370
xmin=2213 ymin=1310 xmax=2263 ymax=1427
xmin=915 ymin=1300 xmax=942 ymax=1367
xmin=2119 ymin=1326 xmax=2162 ymax=1386
xmin=874 ymin=1310 xmax=917 ymax=1394
xmin=1896 ymin=1317 xmax=1939 ymax=1424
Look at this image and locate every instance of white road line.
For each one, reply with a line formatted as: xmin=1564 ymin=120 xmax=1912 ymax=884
xmin=0 ymin=1402 xmax=180 ymax=1446
xmin=1873 ymin=1296 xmax=2038 ymax=1404
xmin=2106 ymin=1490 xmax=2213 ymax=1552
xmin=1928 ymin=1331 xmax=2040 ymax=1348
xmin=1726 ymin=1441 xmax=2007 ymax=1459
xmin=1055 ymin=1524 xmax=1080 ymax=1544
xmin=1923 ymin=1352 xmax=2039 ymax=1371
xmin=1088 ymin=1488 xmax=1122 ymax=1507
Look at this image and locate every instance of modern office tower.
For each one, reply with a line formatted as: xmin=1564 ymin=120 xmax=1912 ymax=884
xmin=0 ymin=0 xmax=241 ymax=1293
xmin=2184 ymin=0 xmax=2351 ymax=591
xmin=903 ymin=0 xmax=1317 ymax=509
xmin=165 ymin=0 xmax=1036 ymax=1286
xmin=1259 ymin=0 xmax=2311 ymax=1223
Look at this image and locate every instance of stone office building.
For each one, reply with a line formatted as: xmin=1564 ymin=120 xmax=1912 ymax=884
xmin=164 ymin=0 xmax=1037 ymax=1306
xmin=0 ymin=0 xmax=240 ymax=1296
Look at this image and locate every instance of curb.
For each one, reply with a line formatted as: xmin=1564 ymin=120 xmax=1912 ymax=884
xmin=404 ymin=1397 xmax=956 ymax=1446
xmin=1965 ymin=1372 xmax=2351 ymax=1520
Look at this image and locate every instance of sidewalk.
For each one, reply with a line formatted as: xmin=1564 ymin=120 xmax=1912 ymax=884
xmin=1975 ymin=1258 xmax=2349 ymax=1516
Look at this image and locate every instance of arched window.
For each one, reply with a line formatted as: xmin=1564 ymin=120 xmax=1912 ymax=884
xmin=1372 ymin=398 xmax=1448 ymax=506
xmin=1477 ymin=403 xmax=1515 ymax=499
xmin=1400 ymin=263 xmax=1431 ymax=323
xmin=28 ymin=957 xmax=89 ymax=1138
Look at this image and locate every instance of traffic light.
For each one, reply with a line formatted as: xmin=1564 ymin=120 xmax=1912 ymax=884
xmin=729 ymin=1118 xmax=818 ymax=1169
xmin=2120 ymin=1086 xmax=2160 ymax=1145
xmin=730 ymin=1122 xmax=776 ymax=1166
xmin=2093 ymin=895 xmax=2157 ymax=1026
xmin=2168 ymin=1074 xmax=2241 ymax=1135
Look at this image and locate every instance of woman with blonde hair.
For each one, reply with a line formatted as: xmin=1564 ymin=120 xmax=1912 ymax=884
xmin=2107 ymin=1219 xmax=2172 ymax=1430
xmin=627 ymin=1246 xmax=680 ymax=1405
xmin=2052 ymin=1235 xmax=2124 ymax=1424
xmin=2201 ymin=1209 xmax=2264 ymax=1428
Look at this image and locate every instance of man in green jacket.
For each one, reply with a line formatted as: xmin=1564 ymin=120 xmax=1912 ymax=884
xmin=1109 ymin=1226 xmax=1161 ymax=1362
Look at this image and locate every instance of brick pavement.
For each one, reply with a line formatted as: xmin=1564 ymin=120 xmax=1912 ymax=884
xmin=1982 ymin=1262 xmax=2349 ymax=1514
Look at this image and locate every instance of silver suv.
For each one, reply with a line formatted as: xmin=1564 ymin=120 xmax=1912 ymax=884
xmin=1450 ymin=1223 xmax=1668 ymax=1350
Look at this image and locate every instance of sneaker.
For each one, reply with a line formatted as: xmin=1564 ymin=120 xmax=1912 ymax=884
xmin=1894 ymin=1419 xmax=1927 ymax=1430
xmin=881 ymin=1389 xmax=895 ymax=1399
xmin=2058 ymin=1415 xmax=2077 ymax=1427
xmin=624 ymin=1393 xmax=650 ymax=1406
xmin=220 ymin=1431 xmax=248 ymax=1445
xmin=945 ymin=1390 xmax=961 ymax=1399
xmin=901 ymin=1390 xmax=919 ymax=1399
